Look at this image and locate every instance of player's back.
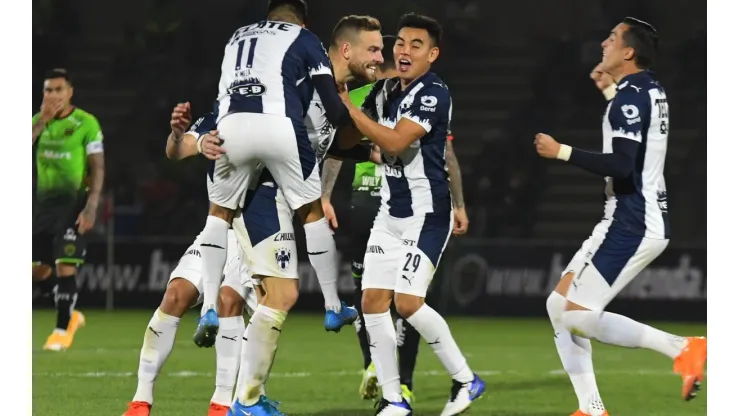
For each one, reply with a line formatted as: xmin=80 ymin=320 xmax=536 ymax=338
xmin=216 ymin=20 xmax=329 ymax=125
xmin=602 ymin=70 xmax=670 ymax=239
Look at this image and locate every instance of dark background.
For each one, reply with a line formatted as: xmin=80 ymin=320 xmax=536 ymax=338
xmin=32 ymin=0 xmax=706 ymax=320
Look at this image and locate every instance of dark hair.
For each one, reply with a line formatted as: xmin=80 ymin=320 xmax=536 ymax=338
xmin=397 ymin=13 xmax=442 ymax=47
xmin=267 ymin=0 xmax=308 ymax=24
xmin=331 ymin=15 xmax=382 ymax=47
xmin=621 ymin=17 xmax=659 ymax=69
xmin=44 ymin=68 xmax=72 ymax=86
xmin=379 ymin=35 xmax=397 ymax=71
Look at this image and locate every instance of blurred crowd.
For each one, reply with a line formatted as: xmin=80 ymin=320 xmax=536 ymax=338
xmin=32 ymin=0 xmax=706 ymax=242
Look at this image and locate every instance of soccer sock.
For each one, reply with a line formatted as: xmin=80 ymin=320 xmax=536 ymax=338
xmin=304 ymin=217 xmax=341 ymax=313
xmin=546 ymin=292 xmax=602 ymax=412
xmin=53 ymin=274 xmax=78 ymax=331
xmin=211 ymin=316 xmax=245 ymax=406
xmin=405 ymin=304 xmax=474 ymax=384
xmin=397 ymin=317 xmax=421 ymax=390
xmin=562 ymin=310 xmax=688 ymax=359
xmin=199 ymin=215 xmax=230 ymax=314
xmin=234 ymin=305 xmax=287 ymax=406
xmin=364 ymin=310 xmax=403 ymax=402
xmin=353 ymin=276 xmax=372 ymax=369
xmin=133 ymin=309 xmax=180 ymax=404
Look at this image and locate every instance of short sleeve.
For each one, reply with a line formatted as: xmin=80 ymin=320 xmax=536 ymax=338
xmin=400 ymin=84 xmax=451 ymax=133
xmin=188 ymin=112 xmax=218 ymax=136
xmin=83 ymin=116 xmax=104 ymax=155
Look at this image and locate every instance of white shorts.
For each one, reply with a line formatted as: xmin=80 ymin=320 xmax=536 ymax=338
xmin=562 ymin=217 xmax=613 ymax=278
xmin=362 ymin=210 xmax=453 ymax=297
xmin=207 ymin=112 xmax=320 ymax=210
xmin=168 ymin=230 xmax=259 ymax=315
xmin=232 ymin=180 xmax=298 ymax=280
xmin=565 ymin=225 xmax=669 ymax=311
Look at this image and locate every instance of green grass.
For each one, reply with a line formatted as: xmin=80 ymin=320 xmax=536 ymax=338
xmin=32 ymin=310 xmax=706 ymax=415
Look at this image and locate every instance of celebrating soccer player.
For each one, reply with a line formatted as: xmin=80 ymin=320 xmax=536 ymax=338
xmin=534 ymin=18 xmax=707 ymax=415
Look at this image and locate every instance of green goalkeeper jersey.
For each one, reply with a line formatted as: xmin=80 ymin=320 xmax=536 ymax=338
xmin=349 ymin=84 xmax=383 ymax=205
xmin=32 ymin=107 xmax=103 ymax=203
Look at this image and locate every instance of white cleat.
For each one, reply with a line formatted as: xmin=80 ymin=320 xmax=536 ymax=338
xmin=440 ymin=374 xmax=486 ymax=416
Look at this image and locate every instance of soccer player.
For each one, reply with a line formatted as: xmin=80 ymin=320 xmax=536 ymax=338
xmin=534 ymin=18 xmax=707 ymax=416
xmin=31 ymin=69 xmax=105 ymax=352
xmin=192 ymin=0 xmax=360 ymax=351
xmin=322 ymin=35 xmax=469 ymax=403
xmin=338 ymin=13 xmax=484 ymax=416
xmin=122 ymin=108 xmax=261 ymax=416
xmin=227 ymin=12 xmax=390 ymax=416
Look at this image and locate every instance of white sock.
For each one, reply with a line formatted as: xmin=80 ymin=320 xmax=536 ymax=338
xmin=304 ymin=217 xmax=341 ymax=312
xmin=211 ymin=315 xmax=245 ymax=406
xmin=562 ymin=310 xmax=688 ymax=359
xmin=234 ymin=305 xmax=287 ymax=406
xmin=132 ymin=309 xmax=180 ymax=404
xmin=546 ymin=292 xmax=602 ymax=412
xmin=405 ymin=304 xmax=474 ymax=384
xmin=199 ymin=216 xmax=230 ymax=314
xmin=364 ymin=310 xmax=403 ymax=403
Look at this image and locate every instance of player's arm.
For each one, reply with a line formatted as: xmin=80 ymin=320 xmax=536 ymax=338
xmin=535 ymin=89 xmax=644 ymax=179
xmin=166 ymin=103 xmax=224 ymax=161
xmin=446 ymin=136 xmax=465 ymax=208
xmin=76 ymin=118 xmax=105 ymax=234
xmin=32 ymin=97 xmax=64 ymax=144
xmin=346 ymin=86 xmax=451 ymax=156
xmin=32 ymin=116 xmax=45 ymax=144
xmin=304 ymin=32 xmax=352 ymax=132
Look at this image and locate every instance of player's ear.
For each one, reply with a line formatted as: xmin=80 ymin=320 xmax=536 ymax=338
xmin=428 ymin=46 xmax=440 ymax=64
xmin=623 ymin=46 xmax=635 ymax=62
xmin=341 ymin=42 xmax=351 ymax=60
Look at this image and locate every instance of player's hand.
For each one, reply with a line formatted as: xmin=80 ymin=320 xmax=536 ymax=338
xmin=170 ymin=102 xmax=192 ymax=137
xmin=40 ymin=97 xmax=64 ymax=123
xmin=322 ymin=198 xmax=338 ymax=229
xmin=200 ymin=130 xmax=225 ymax=160
xmin=76 ymin=205 xmax=97 ymax=235
xmin=337 ymin=83 xmax=351 ymax=107
xmin=452 ymin=207 xmax=469 ymax=236
xmin=590 ymin=64 xmax=615 ymax=91
xmin=534 ymin=133 xmax=561 ymax=159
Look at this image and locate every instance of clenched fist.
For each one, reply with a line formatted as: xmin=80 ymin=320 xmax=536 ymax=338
xmin=534 ymin=133 xmax=562 ymax=159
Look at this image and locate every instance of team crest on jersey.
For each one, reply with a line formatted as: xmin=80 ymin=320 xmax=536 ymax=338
xmin=275 ymin=247 xmax=291 ymax=272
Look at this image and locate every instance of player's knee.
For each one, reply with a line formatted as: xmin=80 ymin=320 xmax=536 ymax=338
xmin=160 ymin=279 xmax=198 ymax=317
xmin=561 ymin=310 xmax=599 ymax=338
xmin=394 ymin=293 xmax=424 ymax=319
xmin=218 ymin=286 xmax=245 ymax=317
xmin=262 ymin=278 xmax=299 ymax=311
xmin=361 ymin=289 xmax=392 ymax=314
xmin=546 ymin=291 xmax=567 ymax=321
xmin=209 ymin=204 xmax=236 ymax=223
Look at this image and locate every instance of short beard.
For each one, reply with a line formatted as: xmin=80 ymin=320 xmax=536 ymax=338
xmin=348 ymin=60 xmax=374 ymax=83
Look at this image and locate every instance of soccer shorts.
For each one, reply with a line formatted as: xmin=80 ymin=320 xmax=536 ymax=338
xmin=207 ymin=112 xmax=320 ymax=211
xmin=32 ymin=198 xmax=88 ymax=267
xmin=565 ymin=225 xmax=669 ymax=312
xmin=561 ymin=217 xmax=613 ymax=278
xmin=362 ymin=209 xmax=453 ymax=297
xmin=168 ymin=229 xmax=259 ymax=314
xmin=232 ymin=180 xmax=298 ymax=280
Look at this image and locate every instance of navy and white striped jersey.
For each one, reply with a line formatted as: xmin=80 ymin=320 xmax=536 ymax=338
xmin=215 ymin=21 xmax=348 ymax=129
xmin=602 ymin=71 xmax=670 ymax=239
xmin=362 ymin=72 xmax=452 ymax=218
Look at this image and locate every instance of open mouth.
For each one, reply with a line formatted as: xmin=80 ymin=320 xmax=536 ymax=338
xmin=398 ymin=58 xmax=411 ymax=72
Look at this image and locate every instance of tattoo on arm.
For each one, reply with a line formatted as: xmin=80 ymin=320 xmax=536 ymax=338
xmin=321 ymin=158 xmax=343 ymax=200
xmin=32 ymin=119 xmax=46 ymax=144
xmin=446 ymin=141 xmax=465 ymax=208
xmin=86 ymin=153 xmax=105 ymax=209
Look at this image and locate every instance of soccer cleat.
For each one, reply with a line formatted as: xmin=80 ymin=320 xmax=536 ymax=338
xmin=374 ymin=398 xmax=412 ymax=415
xmin=571 ymin=410 xmax=609 ymax=416
xmin=324 ymin=302 xmax=359 ymax=333
xmin=673 ymin=336 xmax=707 ymax=401
xmin=207 ymin=402 xmax=229 ymax=416
xmin=42 ymin=310 xmax=87 ymax=351
xmin=440 ymin=373 xmax=486 ymax=416
xmin=227 ymin=396 xmax=285 ymax=416
xmin=359 ymin=362 xmax=379 ymax=400
xmin=68 ymin=310 xmax=86 ymax=333
xmin=194 ymin=308 xmax=220 ymax=348
xmin=400 ymin=384 xmax=415 ymax=405
xmin=121 ymin=401 xmax=151 ymax=416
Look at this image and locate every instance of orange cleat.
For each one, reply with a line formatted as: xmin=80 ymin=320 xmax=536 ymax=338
xmin=122 ymin=401 xmax=151 ymax=416
xmin=207 ymin=402 xmax=229 ymax=416
xmin=571 ymin=410 xmax=608 ymax=416
xmin=42 ymin=310 xmax=86 ymax=351
xmin=67 ymin=310 xmax=86 ymax=333
xmin=673 ymin=336 xmax=707 ymax=401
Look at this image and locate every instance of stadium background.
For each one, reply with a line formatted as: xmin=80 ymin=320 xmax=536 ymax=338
xmin=31 ymin=1 xmax=707 ymax=415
